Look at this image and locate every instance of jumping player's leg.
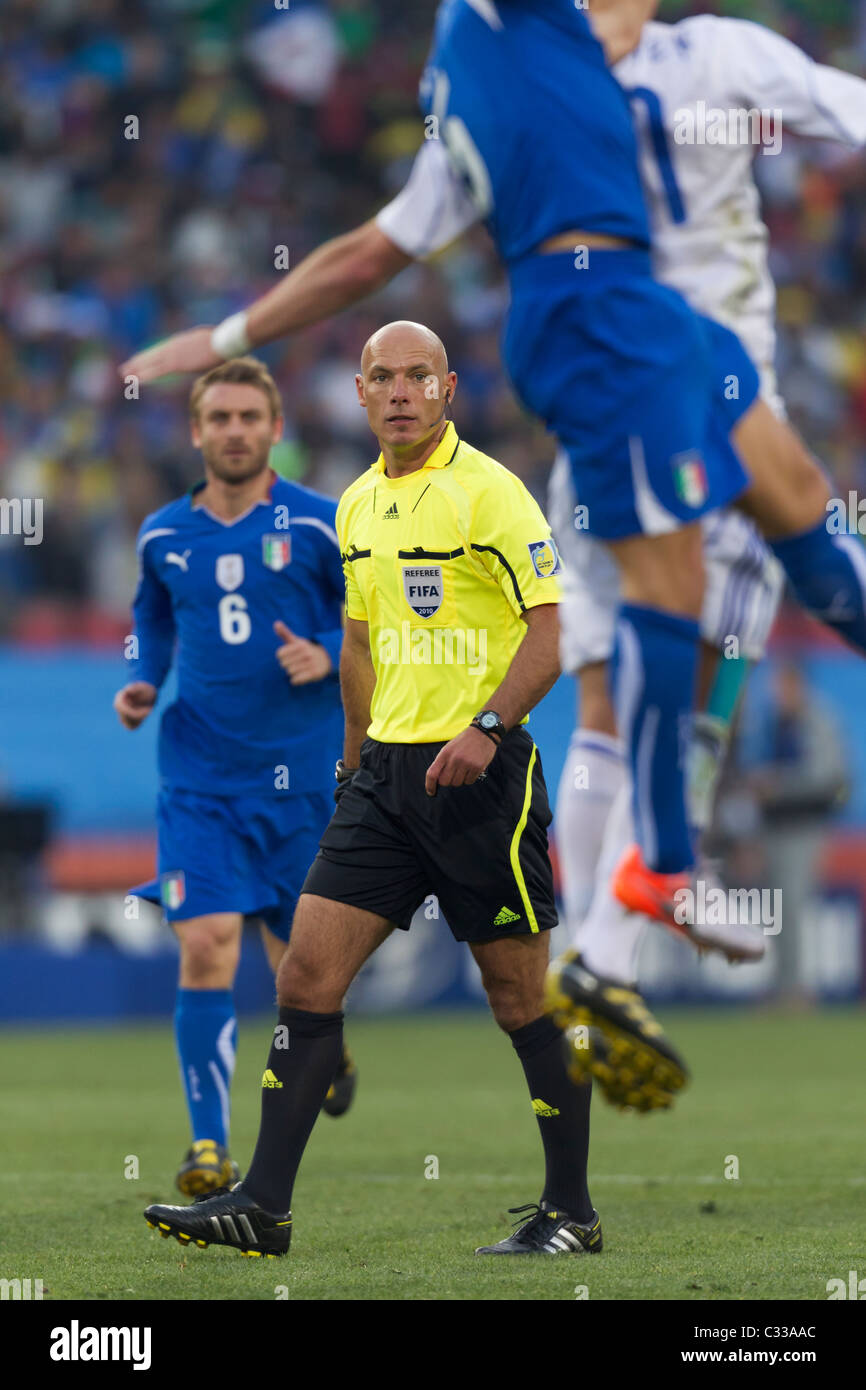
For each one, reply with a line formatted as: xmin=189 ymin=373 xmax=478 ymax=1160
xmin=571 ymin=643 xmax=757 ymax=985
xmin=547 ymin=457 xmax=627 ymax=928
xmin=734 ymin=399 xmax=866 ymax=653
xmin=606 ymin=521 xmax=705 ymax=877
xmin=554 ymin=664 xmax=626 ymax=932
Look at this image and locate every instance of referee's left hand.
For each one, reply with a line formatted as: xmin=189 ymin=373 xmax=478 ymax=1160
xmin=425 ymin=726 xmax=497 ymax=797
xmin=274 ymin=621 xmax=332 ymax=685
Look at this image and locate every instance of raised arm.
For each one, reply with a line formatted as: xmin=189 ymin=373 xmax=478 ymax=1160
xmin=709 ymin=17 xmax=866 ymax=147
xmin=122 ymin=221 xmax=412 ymax=384
xmin=121 ymin=139 xmax=480 ymax=385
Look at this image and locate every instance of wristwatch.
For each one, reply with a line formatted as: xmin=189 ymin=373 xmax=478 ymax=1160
xmin=335 ymin=759 xmax=358 ymax=782
xmin=470 ymin=710 xmax=507 ymax=744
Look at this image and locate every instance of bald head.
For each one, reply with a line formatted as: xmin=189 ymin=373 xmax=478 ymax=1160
xmin=356 ymin=320 xmax=457 ymax=464
xmin=361 ymin=321 xmax=448 ymax=377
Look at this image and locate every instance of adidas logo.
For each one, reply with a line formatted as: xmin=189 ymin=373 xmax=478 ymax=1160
xmin=493 ymin=905 xmax=521 ymax=926
xmin=531 ymin=1098 xmax=560 ymax=1118
xmin=382 ymin=502 xmax=399 ymax=519
xmin=261 ymin=1069 xmax=283 ymax=1089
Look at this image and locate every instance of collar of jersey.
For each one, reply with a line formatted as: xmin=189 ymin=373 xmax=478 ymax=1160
xmin=187 ymin=469 xmax=277 ymax=525
xmin=374 ymin=422 xmax=459 ymax=484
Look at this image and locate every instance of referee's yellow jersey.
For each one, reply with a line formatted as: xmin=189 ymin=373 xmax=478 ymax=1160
xmin=336 ymin=422 xmax=562 ymax=743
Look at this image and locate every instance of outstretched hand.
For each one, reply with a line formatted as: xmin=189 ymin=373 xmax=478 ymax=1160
xmin=120 ymin=328 xmax=222 ymax=385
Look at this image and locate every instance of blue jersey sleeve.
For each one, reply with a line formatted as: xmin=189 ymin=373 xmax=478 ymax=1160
xmin=131 ymin=532 xmax=176 ymax=688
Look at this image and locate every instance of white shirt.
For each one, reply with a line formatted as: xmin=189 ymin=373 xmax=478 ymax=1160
xmin=376 ymin=16 xmax=866 ymax=394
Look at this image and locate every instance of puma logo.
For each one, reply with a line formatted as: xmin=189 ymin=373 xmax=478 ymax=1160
xmin=165 ymin=550 xmax=191 ymax=571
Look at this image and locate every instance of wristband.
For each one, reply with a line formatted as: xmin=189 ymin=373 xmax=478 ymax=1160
xmin=211 ymin=311 xmax=251 ymax=360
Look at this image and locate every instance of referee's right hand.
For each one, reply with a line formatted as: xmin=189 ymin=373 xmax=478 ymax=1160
xmin=425 ymin=726 xmax=497 ymax=796
xmin=114 ymin=681 xmax=157 ymax=730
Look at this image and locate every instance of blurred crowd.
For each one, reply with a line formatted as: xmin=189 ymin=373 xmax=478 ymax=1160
xmin=3 ymin=0 xmax=866 ymax=638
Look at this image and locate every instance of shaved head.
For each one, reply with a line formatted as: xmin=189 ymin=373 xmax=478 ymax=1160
xmin=356 ymin=319 xmax=457 ymax=472
xmin=361 ymin=320 xmax=448 ymax=377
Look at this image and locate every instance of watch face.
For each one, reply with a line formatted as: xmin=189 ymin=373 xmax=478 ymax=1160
xmin=480 ymin=712 xmax=498 ymax=730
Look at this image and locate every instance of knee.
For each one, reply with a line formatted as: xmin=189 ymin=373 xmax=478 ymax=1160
xmin=276 ymin=947 xmax=342 ymax=1013
xmin=179 ymin=920 xmax=239 ymax=988
xmin=483 ymin=976 xmax=543 ymax=1034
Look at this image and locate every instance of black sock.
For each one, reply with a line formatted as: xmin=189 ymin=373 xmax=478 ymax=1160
xmin=242 ymin=1006 xmax=343 ymax=1214
xmin=509 ymin=1014 xmax=593 ymax=1223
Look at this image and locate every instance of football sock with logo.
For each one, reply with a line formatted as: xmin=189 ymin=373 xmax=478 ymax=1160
xmin=174 ymin=988 xmax=236 ymax=1147
xmin=610 ymin=603 xmax=699 ymax=874
xmin=771 ymin=523 xmax=866 ymax=654
xmin=242 ymin=1006 xmax=344 ymax=1214
xmin=509 ymin=1015 xmax=593 ymax=1223
xmin=554 ymin=729 xmax=626 ymax=932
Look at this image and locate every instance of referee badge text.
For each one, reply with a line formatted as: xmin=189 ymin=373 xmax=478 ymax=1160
xmin=402 ymin=565 xmax=443 ymax=618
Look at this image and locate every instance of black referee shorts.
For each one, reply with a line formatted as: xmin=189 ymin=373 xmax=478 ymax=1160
xmin=302 ymin=728 xmax=557 ymax=943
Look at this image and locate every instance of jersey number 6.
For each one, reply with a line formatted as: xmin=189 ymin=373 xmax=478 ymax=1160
xmin=218 ymin=593 xmax=251 ymax=644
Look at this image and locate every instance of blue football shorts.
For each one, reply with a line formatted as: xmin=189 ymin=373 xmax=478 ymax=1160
xmin=504 ymin=248 xmax=753 ymax=540
xmin=130 ymin=786 xmax=333 ymax=942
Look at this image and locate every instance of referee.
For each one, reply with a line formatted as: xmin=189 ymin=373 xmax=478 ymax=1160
xmin=145 ymin=321 xmax=601 ymax=1259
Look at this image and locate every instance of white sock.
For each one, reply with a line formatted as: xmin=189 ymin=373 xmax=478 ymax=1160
xmin=554 ymin=729 xmax=626 ymax=933
xmin=575 ymin=713 xmax=733 ymax=983
xmin=688 ymin=711 xmax=730 ymax=840
xmin=574 ymin=780 xmax=648 ymax=985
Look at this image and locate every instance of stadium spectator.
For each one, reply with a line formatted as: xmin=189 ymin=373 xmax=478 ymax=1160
xmin=4 ymin=0 xmax=866 ymax=643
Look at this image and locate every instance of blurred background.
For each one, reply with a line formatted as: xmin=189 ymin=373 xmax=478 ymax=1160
xmin=2 ymin=0 xmax=866 ymax=1021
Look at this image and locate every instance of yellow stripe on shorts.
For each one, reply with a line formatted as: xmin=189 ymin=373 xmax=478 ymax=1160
xmin=509 ymin=742 xmax=539 ymax=933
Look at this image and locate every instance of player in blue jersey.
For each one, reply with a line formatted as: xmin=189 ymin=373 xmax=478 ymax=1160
xmin=115 ymin=357 xmax=356 ymax=1195
xmin=123 ymin=0 xmax=866 ymax=1091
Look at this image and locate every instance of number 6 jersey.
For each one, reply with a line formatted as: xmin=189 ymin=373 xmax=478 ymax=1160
xmin=130 ymin=473 xmax=344 ymax=797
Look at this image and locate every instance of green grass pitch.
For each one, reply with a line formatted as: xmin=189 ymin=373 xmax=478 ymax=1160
xmin=2 ymin=1008 xmax=864 ymax=1301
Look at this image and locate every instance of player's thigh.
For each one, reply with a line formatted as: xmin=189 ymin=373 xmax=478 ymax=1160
xmin=607 ymin=522 xmax=704 ymax=617
xmin=173 ymin=912 xmax=243 ymax=985
xmin=276 ymin=895 xmax=394 ymax=1009
xmin=733 ymin=400 xmax=829 ymax=539
xmin=699 ymin=507 xmax=784 ymax=672
xmin=548 ymin=449 xmax=621 ymax=685
xmin=470 ymin=932 xmax=551 ymax=1030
